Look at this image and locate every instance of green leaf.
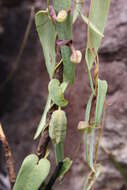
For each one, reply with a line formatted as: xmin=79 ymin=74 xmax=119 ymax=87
xmin=89 ymin=130 xmax=95 ymax=171
xmin=73 ymin=0 xmax=83 ymax=23
xmin=35 ymin=10 xmax=56 ymax=79
xmin=85 ymin=94 xmax=94 ymax=122
xmin=13 ymin=154 xmax=50 ymax=190
xmin=34 ymin=95 xmax=51 ymax=140
xmin=53 ymin=0 xmax=71 ymax=12
xmin=83 ymin=164 xmax=102 ymax=190
xmin=48 ymin=79 xmax=68 ymax=107
xmin=84 ymin=94 xmax=93 ymax=163
xmin=61 ymin=46 xmax=75 ymax=84
xmin=84 ymin=94 xmax=95 ymax=170
xmin=60 ymin=81 xmax=69 ymax=92
xmin=95 ymin=79 xmax=108 ymax=125
xmin=86 ymin=0 xmax=110 ymax=69
xmin=58 ymin=157 xmax=72 ymax=180
xmin=80 ymin=13 xmax=104 ymax=37
xmin=85 ymin=51 xmax=95 ymax=95
xmin=53 ymin=0 xmax=75 ymax=84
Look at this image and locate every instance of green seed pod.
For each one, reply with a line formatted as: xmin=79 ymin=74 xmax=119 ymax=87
xmin=56 ymin=10 xmax=68 ymax=23
xmin=49 ymin=109 xmax=67 ymax=144
xmin=70 ymin=50 xmax=82 ymax=64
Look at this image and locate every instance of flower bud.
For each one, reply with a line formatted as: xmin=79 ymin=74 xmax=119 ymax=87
xmin=56 ymin=10 xmax=68 ymax=23
xmin=70 ymin=50 xmax=82 ymax=64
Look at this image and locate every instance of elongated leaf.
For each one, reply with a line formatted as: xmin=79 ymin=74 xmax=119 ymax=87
xmin=53 ymin=0 xmax=75 ymax=84
xmin=83 ymin=164 xmax=102 ymax=190
xmin=48 ymin=79 xmax=68 ymax=107
xmin=85 ymin=51 xmax=95 ymax=95
xmin=80 ymin=13 xmax=104 ymax=37
xmin=86 ymin=0 xmax=110 ymax=69
xmin=84 ymin=94 xmax=95 ymax=169
xmin=58 ymin=157 xmax=72 ymax=180
xmin=35 ymin=10 xmax=56 ymax=79
xmin=13 ymin=154 xmax=50 ymax=190
xmin=84 ymin=94 xmax=93 ymax=163
xmin=73 ymin=0 xmax=83 ymax=23
xmin=95 ymin=79 xmax=108 ymax=125
xmin=61 ymin=46 xmax=75 ymax=83
xmin=85 ymin=94 xmax=94 ymax=122
xmin=89 ymin=130 xmax=95 ymax=171
xmin=34 ymin=95 xmax=51 ymax=139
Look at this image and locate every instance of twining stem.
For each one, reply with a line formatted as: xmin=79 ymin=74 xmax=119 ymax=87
xmin=36 ymin=128 xmax=50 ymax=159
xmin=0 ymin=123 xmax=16 ymax=189
xmin=44 ymin=162 xmax=63 ymax=190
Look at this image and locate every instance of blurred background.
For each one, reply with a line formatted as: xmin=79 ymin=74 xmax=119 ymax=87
xmin=0 ymin=0 xmax=127 ymax=189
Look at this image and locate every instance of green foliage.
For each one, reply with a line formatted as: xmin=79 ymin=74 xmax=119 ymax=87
xmin=85 ymin=94 xmax=94 ymax=122
xmin=82 ymin=0 xmax=110 ymax=187
xmin=53 ymin=0 xmax=75 ymax=84
xmin=34 ymin=95 xmax=51 ymax=139
xmin=35 ymin=10 xmax=56 ymax=79
xmin=95 ymin=79 xmax=108 ymax=125
xmin=48 ymin=79 xmax=68 ymax=107
xmin=86 ymin=0 xmax=110 ymax=69
xmin=31 ymin=0 xmax=111 ymax=189
xmin=73 ymin=0 xmax=83 ymax=23
xmin=80 ymin=13 xmax=104 ymax=37
xmin=53 ymin=0 xmax=71 ymax=12
xmin=13 ymin=154 xmax=50 ymax=190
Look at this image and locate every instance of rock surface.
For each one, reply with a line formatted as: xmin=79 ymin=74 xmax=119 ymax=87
xmin=0 ymin=0 xmax=127 ymax=190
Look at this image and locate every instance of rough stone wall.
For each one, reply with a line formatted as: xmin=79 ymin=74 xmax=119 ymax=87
xmin=0 ymin=0 xmax=127 ymax=190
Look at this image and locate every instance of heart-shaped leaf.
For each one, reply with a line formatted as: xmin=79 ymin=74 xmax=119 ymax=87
xmin=48 ymin=79 xmax=68 ymax=107
xmin=95 ymin=79 xmax=108 ymax=125
xmin=35 ymin=10 xmax=56 ymax=79
xmin=13 ymin=154 xmax=50 ymax=190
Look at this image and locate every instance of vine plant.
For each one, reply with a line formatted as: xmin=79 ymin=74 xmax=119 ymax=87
xmin=1 ymin=0 xmax=110 ymax=190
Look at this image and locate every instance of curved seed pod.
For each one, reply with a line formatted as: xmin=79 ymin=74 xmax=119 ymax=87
xmin=56 ymin=10 xmax=68 ymax=23
xmin=49 ymin=110 xmax=67 ymax=144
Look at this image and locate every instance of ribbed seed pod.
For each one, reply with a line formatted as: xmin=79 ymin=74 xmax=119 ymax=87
xmin=49 ymin=110 xmax=67 ymax=144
